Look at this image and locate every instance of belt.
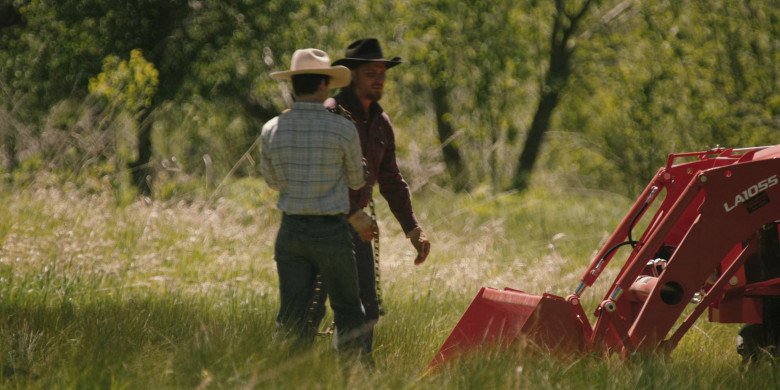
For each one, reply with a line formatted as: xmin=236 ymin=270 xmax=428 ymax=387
xmin=283 ymin=213 xmax=346 ymax=222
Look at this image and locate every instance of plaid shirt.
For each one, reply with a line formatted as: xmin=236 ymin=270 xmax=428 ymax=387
xmin=260 ymin=102 xmax=365 ymax=215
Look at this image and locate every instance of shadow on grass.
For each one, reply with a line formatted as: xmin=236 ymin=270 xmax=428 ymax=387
xmin=0 ymin=292 xmax=347 ymax=388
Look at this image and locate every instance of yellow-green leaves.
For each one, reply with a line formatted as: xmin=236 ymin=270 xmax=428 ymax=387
xmin=89 ymin=49 xmax=159 ymax=111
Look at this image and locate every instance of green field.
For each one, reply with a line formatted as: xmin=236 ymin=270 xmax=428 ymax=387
xmin=0 ymin=178 xmax=777 ymax=389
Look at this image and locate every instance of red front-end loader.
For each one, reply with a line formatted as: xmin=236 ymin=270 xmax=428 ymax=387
xmin=430 ymin=144 xmax=780 ymax=368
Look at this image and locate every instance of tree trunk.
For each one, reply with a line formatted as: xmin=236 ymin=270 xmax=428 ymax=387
xmin=129 ymin=106 xmax=154 ymax=196
xmin=512 ymin=0 xmax=594 ymax=191
xmin=432 ymin=83 xmax=469 ymax=191
xmin=1 ymin=129 xmax=17 ymax=177
xmin=513 ymin=90 xmax=560 ymax=190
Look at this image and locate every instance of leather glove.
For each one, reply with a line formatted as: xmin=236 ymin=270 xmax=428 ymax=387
xmin=407 ymin=227 xmax=430 ymax=265
xmin=348 ymin=210 xmax=377 ymax=242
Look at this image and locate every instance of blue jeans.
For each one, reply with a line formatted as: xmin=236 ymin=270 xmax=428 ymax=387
xmin=311 ymin=230 xmax=379 ymax=353
xmin=274 ymin=214 xmax=366 ymax=352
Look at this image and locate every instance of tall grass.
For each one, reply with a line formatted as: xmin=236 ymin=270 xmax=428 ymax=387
xmin=0 ymin=177 xmax=775 ymax=388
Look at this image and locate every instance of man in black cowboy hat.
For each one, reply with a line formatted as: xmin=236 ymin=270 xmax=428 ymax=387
xmin=322 ymin=38 xmax=431 ymax=354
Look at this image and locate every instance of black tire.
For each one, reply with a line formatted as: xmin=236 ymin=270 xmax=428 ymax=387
xmin=737 ymin=323 xmax=780 ymax=364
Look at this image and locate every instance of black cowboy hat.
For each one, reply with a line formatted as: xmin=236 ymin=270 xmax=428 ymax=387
xmin=332 ymin=38 xmax=402 ymax=69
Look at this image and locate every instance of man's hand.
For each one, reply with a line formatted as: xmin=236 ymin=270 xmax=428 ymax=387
xmin=348 ymin=210 xmax=377 ymax=242
xmin=407 ymin=227 xmax=430 ymax=265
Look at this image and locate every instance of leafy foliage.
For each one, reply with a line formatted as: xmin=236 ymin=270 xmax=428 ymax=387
xmin=89 ymin=49 xmax=159 ymax=111
xmin=0 ymin=0 xmax=778 ymax=196
xmin=548 ymin=0 xmax=780 ymax=194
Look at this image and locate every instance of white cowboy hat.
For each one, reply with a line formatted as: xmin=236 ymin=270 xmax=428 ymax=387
xmin=270 ymin=48 xmax=350 ymax=88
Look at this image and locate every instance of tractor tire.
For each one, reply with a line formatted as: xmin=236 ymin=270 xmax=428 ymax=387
xmin=737 ymin=323 xmax=780 ymax=364
xmin=738 ymin=224 xmax=780 ymax=364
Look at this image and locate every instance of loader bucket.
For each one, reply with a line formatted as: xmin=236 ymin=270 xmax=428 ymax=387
xmin=428 ymin=287 xmax=588 ymax=369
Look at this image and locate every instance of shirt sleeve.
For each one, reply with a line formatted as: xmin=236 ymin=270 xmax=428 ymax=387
xmin=260 ymin=117 xmax=280 ymax=191
xmin=376 ymin=114 xmax=419 ymax=234
xmin=343 ymin=122 xmax=366 ymax=190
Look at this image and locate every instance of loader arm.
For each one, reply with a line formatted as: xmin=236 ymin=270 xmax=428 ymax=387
xmin=592 ymin=157 xmax=780 ymax=353
xmin=581 ymin=148 xmax=744 ymax=295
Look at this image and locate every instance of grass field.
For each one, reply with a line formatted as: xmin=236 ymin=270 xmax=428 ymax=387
xmin=0 ymin=176 xmax=777 ymax=388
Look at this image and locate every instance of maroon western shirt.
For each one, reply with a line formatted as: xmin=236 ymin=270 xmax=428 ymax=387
xmin=325 ymin=87 xmax=419 ymax=235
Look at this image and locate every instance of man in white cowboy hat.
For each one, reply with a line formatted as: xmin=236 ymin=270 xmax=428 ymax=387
xmin=261 ymin=48 xmax=369 ymax=355
xmin=321 ymin=38 xmax=431 ymax=354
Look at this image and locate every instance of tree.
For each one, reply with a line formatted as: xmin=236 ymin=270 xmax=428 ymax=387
xmin=403 ymin=1 xmax=470 ymax=191
xmin=400 ymin=0 xmax=535 ymax=192
xmin=512 ymin=0 xmax=598 ymax=191
xmin=546 ymin=0 xmax=780 ymax=195
xmin=3 ymin=0 xmax=777 ymax=196
xmin=1 ymin=1 xmax=301 ymax=194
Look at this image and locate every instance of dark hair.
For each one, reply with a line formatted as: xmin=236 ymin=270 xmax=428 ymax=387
xmin=291 ymin=74 xmax=330 ymax=95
